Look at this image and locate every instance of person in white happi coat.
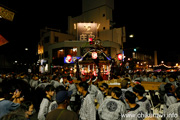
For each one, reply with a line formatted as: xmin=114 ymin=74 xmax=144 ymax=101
xmin=166 ymin=86 xmax=180 ymax=120
xmin=98 ymin=87 xmax=126 ymax=120
xmin=77 ymin=81 xmax=96 ymax=120
xmin=133 ymin=84 xmax=152 ymax=114
xmin=125 ymin=91 xmax=148 ymax=120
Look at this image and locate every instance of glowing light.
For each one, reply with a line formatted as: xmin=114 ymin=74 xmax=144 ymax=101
xmin=92 ymin=52 xmax=97 ymax=59
xmin=129 ymin=34 xmax=134 ymax=38
xmin=117 ymin=54 xmax=122 ymax=61
xmin=66 ymin=55 xmax=72 ymax=62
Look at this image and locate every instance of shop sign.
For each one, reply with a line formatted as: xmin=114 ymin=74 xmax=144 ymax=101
xmin=77 ymin=23 xmax=97 ymax=41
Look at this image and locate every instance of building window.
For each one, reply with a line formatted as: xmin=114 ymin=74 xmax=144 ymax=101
xmin=44 ymin=36 xmax=50 ymax=43
xmin=103 ymin=27 xmax=105 ymax=30
xmin=54 ymin=36 xmax=59 ymax=42
xmin=103 ymin=14 xmax=105 ymax=17
xmin=57 ymin=49 xmax=65 ymax=58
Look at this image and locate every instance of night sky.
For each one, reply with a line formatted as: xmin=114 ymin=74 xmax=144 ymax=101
xmin=0 ymin=0 xmax=179 ymax=64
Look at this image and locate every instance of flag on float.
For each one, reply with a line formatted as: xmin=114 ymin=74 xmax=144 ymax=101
xmin=0 ymin=34 xmax=8 ymax=46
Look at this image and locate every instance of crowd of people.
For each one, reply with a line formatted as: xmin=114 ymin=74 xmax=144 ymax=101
xmin=0 ymin=71 xmax=180 ymax=120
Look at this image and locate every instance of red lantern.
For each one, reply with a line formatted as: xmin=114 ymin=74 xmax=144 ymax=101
xmin=92 ymin=52 xmax=97 ymax=59
xmin=67 ymin=55 xmax=72 ymax=62
xmin=89 ymin=38 xmax=93 ymax=45
xmin=118 ymin=54 xmax=122 ymax=61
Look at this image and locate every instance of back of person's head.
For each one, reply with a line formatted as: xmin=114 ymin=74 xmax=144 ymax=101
xmin=121 ymin=79 xmax=129 ymax=89
xmin=164 ymin=83 xmax=173 ymax=93
xmin=125 ymin=91 xmax=136 ymax=104
xmin=45 ymin=85 xmax=55 ymax=92
xmin=79 ymin=81 xmax=89 ymax=91
xmin=175 ymin=87 xmax=180 ymax=99
xmin=111 ymin=87 xmax=122 ymax=98
xmin=1 ymin=111 xmax=26 ymax=120
xmin=100 ymin=83 xmax=108 ymax=89
xmin=133 ymin=84 xmax=145 ymax=96
xmin=56 ymin=85 xmax=66 ymax=92
xmin=56 ymin=91 xmax=72 ymax=105
xmin=168 ymin=74 xmax=177 ymax=82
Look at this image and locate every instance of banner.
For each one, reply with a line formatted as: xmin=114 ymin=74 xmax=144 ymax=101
xmin=0 ymin=34 xmax=8 ymax=46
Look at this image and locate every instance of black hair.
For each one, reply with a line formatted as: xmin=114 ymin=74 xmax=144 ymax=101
xmin=111 ymin=87 xmax=122 ymax=98
xmin=67 ymin=76 xmax=72 ymax=81
xmin=164 ymin=83 xmax=173 ymax=93
xmin=1 ymin=112 xmax=26 ymax=120
xmin=125 ymin=91 xmax=136 ymax=104
xmin=78 ymin=81 xmax=89 ymax=91
xmin=56 ymin=85 xmax=66 ymax=92
xmin=133 ymin=84 xmax=145 ymax=96
xmin=45 ymin=85 xmax=55 ymax=92
xmin=168 ymin=74 xmax=177 ymax=80
xmin=175 ymin=87 xmax=180 ymax=99
xmin=101 ymin=83 xmax=108 ymax=89
xmin=121 ymin=79 xmax=129 ymax=89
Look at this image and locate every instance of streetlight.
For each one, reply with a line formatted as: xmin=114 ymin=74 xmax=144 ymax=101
xmin=25 ymin=48 xmax=28 ymax=51
xmin=129 ymin=34 xmax=134 ymax=38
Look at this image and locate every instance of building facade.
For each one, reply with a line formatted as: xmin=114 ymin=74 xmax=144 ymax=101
xmin=39 ymin=0 xmax=126 ymax=73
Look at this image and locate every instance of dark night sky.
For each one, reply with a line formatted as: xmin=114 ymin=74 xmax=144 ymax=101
xmin=0 ymin=0 xmax=179 ymax=64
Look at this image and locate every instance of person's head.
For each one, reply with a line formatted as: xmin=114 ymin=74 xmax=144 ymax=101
xmin=153 ymin=74 xmax=157 ymax=79
xmin=45 ymin=85 xmax=55 ymax=97
xmin=99 ymin=83 xmax=108 ymax=92
xmin=121 ymin=79 xmax=129 ymax=89
xmin=175 ymin=87 xmax=180 ymax=99
xmin=77 ymin=81 xmax=89 ymax=95
xmin=168 ymin=74 xmax=176 ymax=82
xmin=164 ymin=83 xmax=176 ymax=94
xmin=13 ymin=89 xmax=22 ymax=98
xmin=111 ymin=87 xmax=122 ymax=98
xmin=56 ymin=91 xmax=72 ymax=106
xmin=125 ymin=91 xmax=136 ymax=104
xmin=148 ymin=73 xmax=152 ymax=77
xmin=133 ymin=84 xmax=145 ymax=97
xmin=1 ymin=111 xmax=26 ymax=120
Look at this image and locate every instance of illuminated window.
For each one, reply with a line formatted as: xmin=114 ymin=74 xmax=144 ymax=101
xmin=57 ymin=49 xmax=64 ymax=58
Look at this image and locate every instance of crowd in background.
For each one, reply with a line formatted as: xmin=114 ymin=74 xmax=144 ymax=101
xmin=0 ymin=71 xmax=180 ymax=120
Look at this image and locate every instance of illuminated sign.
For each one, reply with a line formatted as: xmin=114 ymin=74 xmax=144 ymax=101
xmin=77 ymin=23 xmax=97 ymax=41
xmin=0 ymin=6 xmax=15 ymax=21
xmin=64 ymin=57 xmax=81 ymax=64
